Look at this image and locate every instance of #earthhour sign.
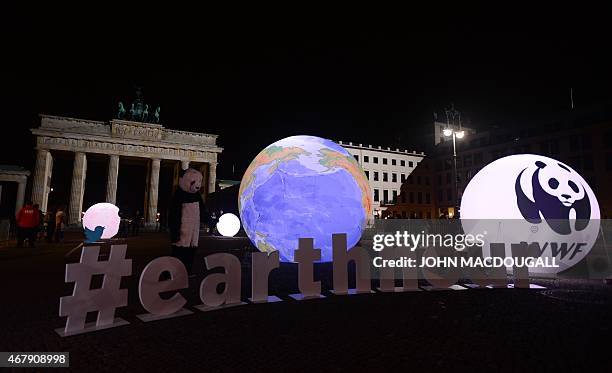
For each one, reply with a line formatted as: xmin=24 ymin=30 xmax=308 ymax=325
xmin=56 ymin=148 xmax=602 ymax=337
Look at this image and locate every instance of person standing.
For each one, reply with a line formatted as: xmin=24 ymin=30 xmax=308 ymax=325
xmin=45 ymin=209 xmax=56 ymax=243
xmin=34 ymin=204 xmax=44 ymax=241
xmin=54 ymin=206 xmax=66 ymax=243
xmin=169 ymin=168 xmax=207 ymax=274
xmin=132 ymin=210 xmax=141 ymax=236
xmin=209 ymin=211 xmax=217 ymax=234
xmin=16 ymin=201 xmax=40 ymax=248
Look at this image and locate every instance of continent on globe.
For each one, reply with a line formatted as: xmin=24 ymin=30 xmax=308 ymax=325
xmin=238 ymin=135 xmax=372 ymax=262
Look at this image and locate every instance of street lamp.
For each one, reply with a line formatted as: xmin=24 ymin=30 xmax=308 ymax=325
xmin=443 ymin=128 xmax=465 ymax=217
xmin=443 ymin=103 xmax=466 ymax=218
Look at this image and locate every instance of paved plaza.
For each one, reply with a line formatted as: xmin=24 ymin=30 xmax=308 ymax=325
xmin=1 ymin=233 xmax=611 ymax=372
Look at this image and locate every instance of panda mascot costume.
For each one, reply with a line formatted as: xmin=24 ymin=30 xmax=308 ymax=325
xmin=169 ymin=167 xmax=207 ymax=273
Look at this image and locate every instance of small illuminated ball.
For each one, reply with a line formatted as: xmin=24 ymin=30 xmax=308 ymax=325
xmin=82 ymin=203 xmax=121 ymax=239
xmin=217 ymin=213 xmax=241 ymax=237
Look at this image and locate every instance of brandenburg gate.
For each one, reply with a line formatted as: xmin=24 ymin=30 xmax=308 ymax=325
xmin=30 ymin=115 xmax=222 ymax=225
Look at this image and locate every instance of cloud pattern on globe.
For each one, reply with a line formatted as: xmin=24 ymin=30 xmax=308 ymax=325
xmin=238 ymin=135 xmax=372 ymax=262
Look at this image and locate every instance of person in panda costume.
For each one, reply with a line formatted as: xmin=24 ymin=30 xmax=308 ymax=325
xmin=169 ymin=167 xmax=207 ymax=273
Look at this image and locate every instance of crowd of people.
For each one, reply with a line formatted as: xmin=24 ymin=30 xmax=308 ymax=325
xmin=12 ymin=203 xmax=235 ymax=248
xmin=14 ymin=201 xmax=66 ymax=247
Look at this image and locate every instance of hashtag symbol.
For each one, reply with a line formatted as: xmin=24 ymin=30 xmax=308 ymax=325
xmin=59 ymin=244 xmax=132 ymax=335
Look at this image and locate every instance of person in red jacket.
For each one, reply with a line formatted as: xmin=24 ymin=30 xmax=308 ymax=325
xmin=16 ymin=201 xmax=40 ymax=248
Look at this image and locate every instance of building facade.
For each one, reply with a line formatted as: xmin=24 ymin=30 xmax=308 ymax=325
xmin=0 ymin=166 xmax=30 ymax=217
xmin=30 ymin=115 xmax=222 ymax=225
xmin=383 ymin=158 xmax=437 ymax=219
xmin=377 ymin=106 xmax=612 ymax=220
xmin=432 ymin=117 xmax=612 ymax=219
xmin=337 ymin=141 xmax=425 ymax=218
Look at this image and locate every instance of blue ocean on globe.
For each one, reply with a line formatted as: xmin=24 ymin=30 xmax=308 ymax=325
xmin=238 ymin=135 xmax=372 ymax=262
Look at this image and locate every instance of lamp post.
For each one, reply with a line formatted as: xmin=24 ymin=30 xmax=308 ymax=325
xmin=443 ymin=104 xmax=465 ymax=218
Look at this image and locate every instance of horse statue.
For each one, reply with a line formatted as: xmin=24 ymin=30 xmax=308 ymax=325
xmin=142 ymin=104 xmax=149 ymax=122
xmin=153 ymin=106 xmax=161 ymax=123
xmin=129 ymin=103 xmax=136 ymax=119
xmin=117 ymin=102 xmax=126 ymax=119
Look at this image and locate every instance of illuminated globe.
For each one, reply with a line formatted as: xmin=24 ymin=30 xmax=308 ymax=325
xmin=238 ymin=135 xmax=372 ymax=262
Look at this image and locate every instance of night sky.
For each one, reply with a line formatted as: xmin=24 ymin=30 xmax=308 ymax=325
xmin=2 ymin=17 xmax=611 ymax=181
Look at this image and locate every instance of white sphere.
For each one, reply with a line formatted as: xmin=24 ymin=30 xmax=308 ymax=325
xmin=82 ymin=203 xmax=121 ymax=239
xmin=461 ymin=154 xmax=600 ymax=274
xmin=217 ymin=213 xmax=241 ymax=237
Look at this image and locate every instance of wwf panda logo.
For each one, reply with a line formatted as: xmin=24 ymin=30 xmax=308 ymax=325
xmin=515 ymin=160 xmax=590 ymax=235
xmin=461 ymin=154 xmax=600 ymax=274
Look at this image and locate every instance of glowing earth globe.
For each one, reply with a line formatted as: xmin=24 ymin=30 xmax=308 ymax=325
xmin=238 ymin=135 xmax=372 ymax=262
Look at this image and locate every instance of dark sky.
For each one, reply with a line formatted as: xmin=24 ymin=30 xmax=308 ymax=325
xmin=2 ymin=16 xmax=612 ymax=180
